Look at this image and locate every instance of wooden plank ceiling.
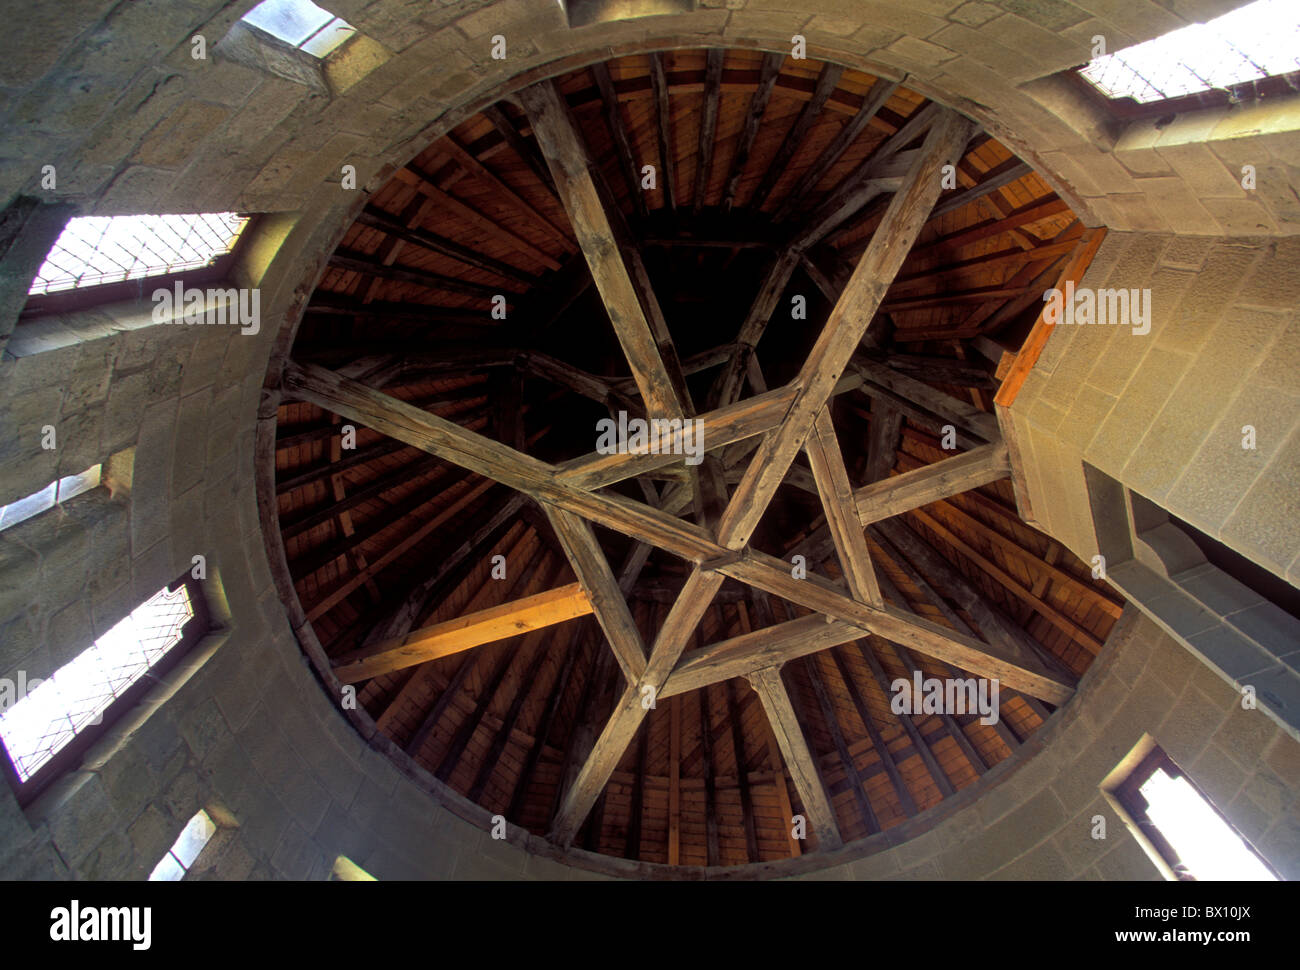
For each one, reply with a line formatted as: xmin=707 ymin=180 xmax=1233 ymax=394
xmin=270 ymin=49 xmax=1123 ymax=871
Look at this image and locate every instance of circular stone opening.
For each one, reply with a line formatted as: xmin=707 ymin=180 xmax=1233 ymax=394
xmin=262 ymin=47 xmax=1120 ymax=873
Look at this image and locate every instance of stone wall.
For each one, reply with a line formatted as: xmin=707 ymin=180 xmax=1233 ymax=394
xmin=1 ymin=1 xmax=1294 ymax=232
xmin=1012 ymin=232 xmax=1300 ymax=589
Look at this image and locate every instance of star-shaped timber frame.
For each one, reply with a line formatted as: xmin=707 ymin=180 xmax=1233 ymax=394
xmin=280 ymin=78 xmax=1079 ymax=854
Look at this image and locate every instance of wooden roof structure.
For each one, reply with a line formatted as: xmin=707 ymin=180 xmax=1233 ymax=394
xmin=266 ymin=49 xmax=1124 ymax=871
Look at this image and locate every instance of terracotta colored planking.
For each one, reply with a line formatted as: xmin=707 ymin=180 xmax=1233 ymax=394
xmin=994 ymin=227 xmax=1107 ymax=407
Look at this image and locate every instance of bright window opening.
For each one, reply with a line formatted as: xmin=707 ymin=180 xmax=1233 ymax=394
xmin=0 ymin=583 xmax=195 ymax=785
xmin=331 ymin=856 xmax=377 ymax=881
xmin=1079 ymin=0 xmax=1300 ymax=104
xmin=0 ymin=465 xmax=101 ymax=532
xmin=28 ymin=213 xmax=249 ymax=295
xmin=242 ymin=0 xmax=356 ymax=57
xmin=1139 ymin=768 xmax=1276 ymax=881
xmin=1113 ymin=744 xmax=1278 ymax=881
xmin=149 ymin=809 xmax=217 ymax=881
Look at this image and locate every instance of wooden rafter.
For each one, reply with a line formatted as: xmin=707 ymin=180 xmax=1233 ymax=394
xmin=748 ymin=63 xmax=844 ymax=213
xmin=747 ymin=665 xmax=843 ymax=851
xmin=353 ymin=206 xmax=538 ymax=285
xmin=357 ymin=491 xmax=526 ymax=650
xmin=792 ymin=103 xmax=944 ymax=251
xmin=649 ymin=52 xmax=677 ymax=214
xmin=722 ymin=52 xmax=782 ymax=212
xmin=720 ymin=111 xmax=975 ymax=550
xmin=482 ymin=104 xmax=557 ymax=196
xmin=555 ymin=383 xmax=796 ymax=490
xmin=392 ymin=166 xmax=561 ymax=271
xmin=332 ymin=581 xmax=593 ymax=683
xmin=867 ymin=524 xmax=1051 ymax=723
xmin=518 ymin=79 xmax=685 ymax=420
xmin=543 ymin=505 xmax=647 ymax=683
xmin=506 ymin=632 xmax=589 ymax=822
xmin=379 ymin=529 xmax=544 ymax=737
xmin=439 ymin=134 xmax=575 ymax=251
xmin=772 ymin=77 xmax=899 ymax=224
xmin=803 ymin=652 xmax=878 ymax=834
xmin=854 ymin=442 xmax=1009 ymax=525
xmin=693 ymin=49 xmax=725 ymax=214
xmin=698 ymin=683 xmax=721 ymax=865
xmin=591 ymin=62 xmax=647 ymax=221
xmin=805 ymin=405 xmax=884 ymax=608
xmin=467 ymin=620 xmax=571 ymax=802
xmin=827 ymin=647 xmax=919 ymax=817
xmin=302 ymin=474 xmax=494 ymax=619
xmin=725 ymin=677 xmax=761 ymax=862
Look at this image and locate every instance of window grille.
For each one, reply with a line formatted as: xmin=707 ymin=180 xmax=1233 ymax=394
xmin=27 ymin=213 xmax=249 ymax=295
xmin=1114 ymin=745 xmax=1278 ymax=880
xmin=0 ymin=577 xmax=209 ymax=804
xmin=1080 ymin=0 xmax=1300 ymax=104
xmin=241 ymin=0 xmax=356 ymax=57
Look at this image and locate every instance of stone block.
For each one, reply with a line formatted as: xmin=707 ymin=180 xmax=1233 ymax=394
xmin=1191 ymin=741 xmax=1248 ymax=808
xmin=178 ymin=696 xmax=233 ymax=763
xmin=271 ymin=820 xmax=321 ymax=880
xmin=1153 ymin=141 xmax=1246 ymax=200
xmin=1082 ymin=346 xmax=1190 ymax=471
xmin=1258 ymin=814 xmax=1300 ymax=880
xmin=1199 ymin=197 xmax=1278 ymax=235
xmin=1186 ymin=622 xmax=1277 ymax=682
xmin=278 ymin=767 xmax=331 ymax=835
xmin=1091 ymin=192 xmax=1171 ymax=233
xmin=1144 ymin=637 xmax=1200 ymax=695
xmin=37 ymin=772 xmax=119 ymax=867
xmin=990 ymin=839 xmax=1071 ymax=879
xmin=1093 ymin=837 xmax=1159 ymax=880
xmin=1068 ymin=0 xmax=1183 ymax=41
xmin=160 ymin=767 xmax=202 ymax=822
xmin=882 ymin=35 xmax=959 ymax=72
xmin=127 ymin=802 xmax=177 ymax=856
xmin=76 ymin=829 xmax=137 ymax=879
xmin=131 ymin=100 xmax=232 ymax=169
xmin=1248 ymin=666 xmax=1300 ymax=734
xmin=1135 ymin=177 xmax=1221 ymax=235
xmin=928 ymin=23 xmax=1049 ymax=82
xmin=1251 ymin=312 xmax=1300 ymax=394
xmin=1166 ymin=383 xmax=1298 ymax=538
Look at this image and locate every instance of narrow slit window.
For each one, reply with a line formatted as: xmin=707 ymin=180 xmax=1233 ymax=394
xmin=149 ymin=809 xmax=218 ymax=881
xmin=331 ymin=856 xmax=377 ymax=881
xmin=0 ymin=577 xmax=209 ymax=805
xmin=1115 ymin=746 xmax=1278 ymax=881
xmin=0 ymin=464 xmax=101 ymax=532
xmin=1079 ymin=0 xmax=1300 ymax=104
xmin=241 ymin=0 xmax=356 ymax=57
xmin=28 ymin=213 xmax=250 ymax=296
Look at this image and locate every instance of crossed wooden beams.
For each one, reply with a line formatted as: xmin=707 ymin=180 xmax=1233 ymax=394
xmin=281 ymin=80 xmax=1077 ymax=854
